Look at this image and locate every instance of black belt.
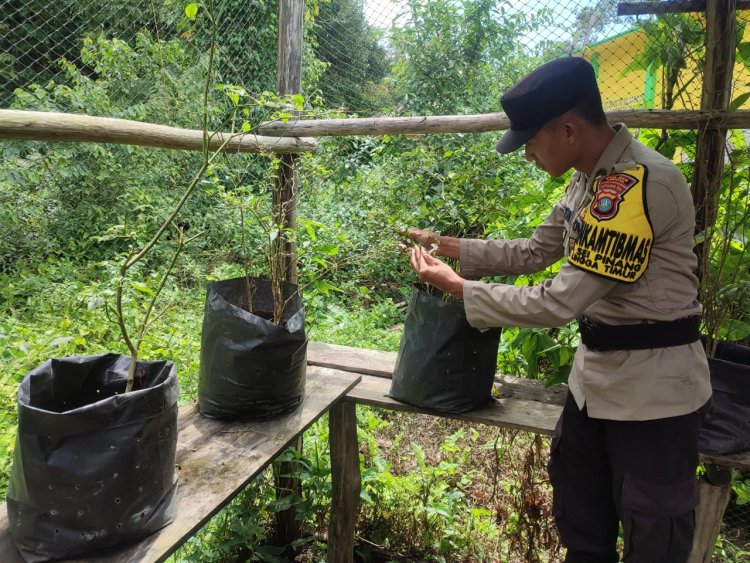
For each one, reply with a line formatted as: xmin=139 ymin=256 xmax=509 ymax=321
xmin=577 ymin=315 xmax=701 ymax=351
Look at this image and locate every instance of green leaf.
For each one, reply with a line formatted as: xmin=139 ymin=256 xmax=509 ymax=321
xmin=130 ymin=281 xmax=155 ymax=296
xmin=738 ymin=42 xmax=750 ymax=63
xmin=185 ymin=3 xmax=199 ymax=20
xmin=317 ymin=243 xmax=339 ymax=256
xmin=729 ymin=91 xmax=750 ymax=113
xmin=292 ymin=94 xmax=304 ymax=110
xmin=49 ymin=336 xmax=74 ymax=348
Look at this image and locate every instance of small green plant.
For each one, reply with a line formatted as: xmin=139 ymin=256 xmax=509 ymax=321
xmin=115 ymin=0 xmax=238 ymax=392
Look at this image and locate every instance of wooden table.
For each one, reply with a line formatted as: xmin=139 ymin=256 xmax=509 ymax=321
xmin=0 ymin=365 xmax=360 ymax=563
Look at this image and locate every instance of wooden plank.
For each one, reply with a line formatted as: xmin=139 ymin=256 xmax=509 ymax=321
xmin=0 ymin=512 xmax=22 ymax=563
xmin=700 ymin=450 xmax=750 ymax=471
xmin=0 ymin=366 xmax=360 ymax=563
xmin=308 ymin=341 xmax=396 ymax=377
xmin=310 ymin=343 xmax=748 ymax=457
xmin=0 ymin=110 xmax=317 ymax=154
xmin=255 ymin=109 xmax=750 ymax=138
xmin=307 ymin=341 xmax=567 ymax=406
xmin=327 ymin=402 xmax=360 ymax=563
xmin=344 ymin=373 xmax=560 ymax=435
xmin=277 ymin=0 xmax=304 ymax=98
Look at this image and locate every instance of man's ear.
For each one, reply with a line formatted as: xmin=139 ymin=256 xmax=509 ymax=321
xmin=563 ymin=121 xmax=577 ymax=145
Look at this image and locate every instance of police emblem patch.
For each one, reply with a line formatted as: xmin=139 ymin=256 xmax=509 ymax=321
xmin=590 ymin=172 xmax=639 ymax=221
xmin=568 ymin=165 xmax=653 ymax=283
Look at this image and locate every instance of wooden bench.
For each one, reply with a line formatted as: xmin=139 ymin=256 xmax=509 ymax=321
xmin=307 ymin=342 xmax=750 ymax=563
xmin=0 ymin=366 xmax=360 ymax=563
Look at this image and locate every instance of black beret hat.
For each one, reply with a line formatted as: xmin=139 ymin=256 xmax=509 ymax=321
xmin=496 ymin=57 xmax=600 ymax=154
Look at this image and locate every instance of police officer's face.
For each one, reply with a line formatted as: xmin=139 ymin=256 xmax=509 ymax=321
xmin=524 ymin=120 xmax=574 ymax=178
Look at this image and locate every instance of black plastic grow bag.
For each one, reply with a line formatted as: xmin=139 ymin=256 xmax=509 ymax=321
xmin=389 ymin=284 xmax=502 ymax=413
xmin=6 ymin=353 xmax=179 ymax=562
xmin=699 ymin=340 xmax=750 ymax=455
xmin=198 ymin=276 xmax=307 ymax=420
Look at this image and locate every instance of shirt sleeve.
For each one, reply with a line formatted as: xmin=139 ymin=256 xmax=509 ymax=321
xmin=459 ymin=203 xmax=566 ymax=278
xmin=462 ymin=261 xmax=617 ymax=329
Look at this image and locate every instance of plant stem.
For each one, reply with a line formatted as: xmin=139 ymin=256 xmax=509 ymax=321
xmin=240 ymin=207 xmax=256 ymax=314
xmin=117 ymin=0 xmax=232 ymax=392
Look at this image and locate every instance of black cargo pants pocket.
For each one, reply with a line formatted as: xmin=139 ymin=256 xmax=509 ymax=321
xmin=621 ymin=474 xmax=698 ymax=563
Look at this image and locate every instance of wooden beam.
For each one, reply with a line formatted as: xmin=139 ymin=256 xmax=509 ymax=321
xmin=257 ymin=109 xmax=750 ymax=138
xmin=688 ymin=475 xmax=733 ymax=562
xmin=272 ymin=0 xmax=305 ymax=551
xmin=691 ymin=0 xmax=737 ymax=282
xmin=618 ymin=0 xmax=750 ymax=15
xmin=327 ymin=401 xmax=361 ymax=563
xmin=277 ymin=0 xmax=304 ymax=97
xmin=273 ymin=0 xmax=305 ymax=286
xmin=0 ymin=109 xmax=317 ymax=153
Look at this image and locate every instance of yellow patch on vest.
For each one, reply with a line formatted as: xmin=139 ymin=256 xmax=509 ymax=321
xmin=568 ymin=165 xmax=653 ymax=283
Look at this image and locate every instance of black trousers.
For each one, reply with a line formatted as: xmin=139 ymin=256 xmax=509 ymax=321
xmin=548 ymin=392 xmax=707 ymax=563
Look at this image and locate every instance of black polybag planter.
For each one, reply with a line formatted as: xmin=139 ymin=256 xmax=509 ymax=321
xmin=6 ymin=354 xmax=179 ymax=562
xmin=198 ymin=276 xmax=307 ymax=420
xmin=389 ymin=285 xmax=502 ymax=413
xmin=699 ymin=340 xmax=750 ymax=455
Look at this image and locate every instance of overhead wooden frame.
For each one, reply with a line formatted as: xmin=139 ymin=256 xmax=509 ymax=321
xmin=618 ymin=0 xmax=750 ymax=15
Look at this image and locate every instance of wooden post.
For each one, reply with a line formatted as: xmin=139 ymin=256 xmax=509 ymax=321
xmin=272 ymin=0 xmax=305 ymax=553
xmin=685 ymin=5 xmax=737 ymax=561
xmin=691 ymin=0 xmax=737 ymax=282
xmin=689 ymin=469 xmax=734 ymax=562
xmin=273 ymin=0 xmax=304 ymax=285
xmin=328 ymin=401 xmax=361 ymax=563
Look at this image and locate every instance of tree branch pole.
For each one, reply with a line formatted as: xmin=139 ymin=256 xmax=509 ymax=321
xmin=691 ymin=0 xmax=737 ymax=284
xmin=273 ymin=0 xmax=304 ymax=288
xmin=256 ymin=109 xmax=750 ymax=138
xmin=0 ymin=109 xmax=316 ymax=154
xmin=272 ymin=0 xmax=304 ymax=554
xmin=6 ymin=108 xmax=750 ymax=148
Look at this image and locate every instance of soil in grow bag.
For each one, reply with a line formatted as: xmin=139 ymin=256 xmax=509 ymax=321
xmin=699 ymin=340 xmax=750 ymax=455
xmin=6 ymin=353 xmax=179 ymax=562
xmin=390 ymin=284 xmax=502 ymax=413
xmin=198 ymin=276 xmax=307 ymax=420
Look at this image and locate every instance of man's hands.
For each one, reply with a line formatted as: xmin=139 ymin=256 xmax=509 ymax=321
xmin=410 ymin=245 xmax=465 ymax=300
xmin=405 ymin=228 xmax=460 ymax=260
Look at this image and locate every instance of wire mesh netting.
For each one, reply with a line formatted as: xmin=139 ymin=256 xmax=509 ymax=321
xmin=3 ymin=1 xmax=749 ymax=120
xmin=1 ymin=0 xmax=750 ymax=557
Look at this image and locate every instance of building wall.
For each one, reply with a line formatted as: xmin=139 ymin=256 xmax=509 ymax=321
xmin=580 ymin=17 xmax=750 ymax=112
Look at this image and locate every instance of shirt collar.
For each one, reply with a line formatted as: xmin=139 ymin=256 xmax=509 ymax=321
xmin=585 ymin=124 xmax=633 ymax=190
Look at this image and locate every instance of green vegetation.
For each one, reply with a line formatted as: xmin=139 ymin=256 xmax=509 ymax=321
xmin=1 ymin=0 xmax=749 ymax=560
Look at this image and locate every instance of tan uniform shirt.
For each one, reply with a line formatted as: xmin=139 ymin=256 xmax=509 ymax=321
xmin=460 ymin=124 xmax=711 ymax=420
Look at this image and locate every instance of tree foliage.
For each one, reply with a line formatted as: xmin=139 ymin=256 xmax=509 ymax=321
xmin=312 ymin=0 xmax=391 ymax=113
xmin=389 ymin=0 xmax=539 ymax=115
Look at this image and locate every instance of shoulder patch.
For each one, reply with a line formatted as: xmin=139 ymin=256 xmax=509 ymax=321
xmin=568 ymin=165 xmax=653 ymax=283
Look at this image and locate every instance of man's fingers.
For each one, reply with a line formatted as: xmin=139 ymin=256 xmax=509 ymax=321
xmin=421 ymin=250 xmax=440 ymax=265
xmin=410 ymin=247 xmax=421 ymax=272
xmin=407 ymin=227 xmax=430 ymax=246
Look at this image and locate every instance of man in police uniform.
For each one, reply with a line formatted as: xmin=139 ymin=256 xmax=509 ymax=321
xmin=407 ymin=57 xmax=711 ymax=562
